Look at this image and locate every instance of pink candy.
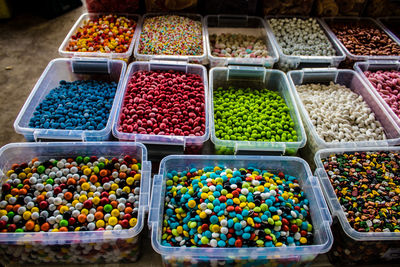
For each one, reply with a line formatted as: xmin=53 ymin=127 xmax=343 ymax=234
xmin=364 ymin=70 xmax=400 ymax=118
xmin=118 ymin=70 xmax=206 ymax=137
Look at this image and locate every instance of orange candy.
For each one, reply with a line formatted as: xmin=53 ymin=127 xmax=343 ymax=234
xmin=64 ymin=192 xmax=73 ymax=201
xmin=59 ymin=227 xmax=68 ymax=232
xmin=99 ymin=169 xmax=108 ymax=177
xmin=90 ymin=175 xmax=98 ymax=183
xmin=94 ymin=211 xmax=104 ymax=220
xmin=25 ymin=220 xmax=35 ymax=231
xmin=41 ymin=223 xmax=50 ymax=232
xmin=78 ymin=214 xmax=87 ymax=223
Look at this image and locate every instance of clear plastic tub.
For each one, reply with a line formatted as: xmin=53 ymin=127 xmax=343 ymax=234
xmin=0 ymin=141 xmax=151 ymax=265
xmin=322 ymin=17 xmax=400 ymax=62
xmin=14 ymin=58 xmax=127 ymax=142
xmin=134 ymin=13 xmax=207 ymax=65
xmin=287 ymin=68 xmax=400 ymax=160
xmin=204 ymin=15 xmax=279 ymax=68
xmin=112 ymin=61 xmax=209 ymax=153
xmin=314 ymin=146 xmax=400 ymax=265
xmin=264 ymin=16 xmax=346 ymax=71
xmin=377 ymin=17 xmax=400 ymax=43
xmin=209 ymin=66 xmax=306 ymax=155
xmin=149 ymin=155 xmax=333 ymax=266
xmin=58 ymin=13 xmax=140 ymax=61
xmin=354 ymin=61 xmax=400 ymax=128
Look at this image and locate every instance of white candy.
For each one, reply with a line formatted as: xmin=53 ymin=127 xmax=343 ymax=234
xmin=268 ymin=18 xmax=336 ymax=57
xmin=297 ymin=82 xmax=386 ymax=143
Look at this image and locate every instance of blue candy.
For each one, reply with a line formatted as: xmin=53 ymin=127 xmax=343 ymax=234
xmin=29 ymin=80 xmax=117 ymax=131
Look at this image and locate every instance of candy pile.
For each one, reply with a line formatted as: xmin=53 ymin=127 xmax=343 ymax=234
xmin=118 ymin=70 xmax=206 ymax=136
xmin=213 ymin=87 xmax=297 ymax=142
xmin=66 ymin=14 xmax=137 ymax=53
xmin=162 ymin=166 xmax=314 ymax=247
xmin=363 ymin=70 xmax=400 ymax=119
xmin=322 ymin=151 xmax=400 ymax=232
xmin=29 ymin=80 xmax=117 ymax=131
xmin=209 ymin=33 xmax=269 ymax=58
xmin=329 ymin=22 xmax=400 ymax=56
xmin=268 ymin=18 xmax=336 ymax=56
xmin=138 ymin=15 xmax=203 ymax=56
xmin=0 ymin=155 xmax=141 ymax=232
xmin=296 ymin=82 xmax=386 ymax=143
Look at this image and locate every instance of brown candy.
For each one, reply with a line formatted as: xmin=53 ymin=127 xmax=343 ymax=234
xmin=330 ymin=22 xmax=400 ymax=56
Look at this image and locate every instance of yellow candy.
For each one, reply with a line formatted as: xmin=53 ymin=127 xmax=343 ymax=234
xmin=79 ymin=195 xmax=87 ymax=202
xmin=96 ymin=220 xmax=105 ymax=228
xmin=188 ymin=200 xmax=196 ymax=208
xmin=111 ymin=183 xmax=119 ymax=191
xmin=129 ymin=218 xmax=137 ymax=227
xmin=134 ymin=174 xmax=141 ymax=181
xmin=127 ymin=177 xmax=135 ymax=185
xmin=23 ymin=211 xmax=32 ymax=221
xmin=108 ymin=216 xmax=118 ymax=226
xmin=83 ymin=168 xmax=92 ymax=176
xmin=81 ymin=183 xmax=90 ymax=191
xmin=92 ymin=197 xmax=100 ymax=205
xmin=111 ymin=209 xmax=120 ymax=217
xmin=199 ymin=212 xmax=207 ymax=219
xmin=300 ymin=237 xmax=307 ymax=244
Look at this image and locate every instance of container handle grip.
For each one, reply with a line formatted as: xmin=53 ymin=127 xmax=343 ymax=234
xmin=234 ymin=142 xmax=286 ymax=155
xmin=310 ymin=176 xmax=332 ymax=225
xmin=148 ymin=175 xmax=163 ymax=229
xmin=149 ymin=60 xmax=188 ymax=73
xmin=72 ymin=58 xmax=110 ymax=74
xmin=227 ymin=65 xmax=266 ymax=80
xmin=139 ymin=160 xmax=152 ymax=213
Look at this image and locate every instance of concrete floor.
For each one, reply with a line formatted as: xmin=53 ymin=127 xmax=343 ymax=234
xmin=0 ymin=6 xmax=396 ymax=267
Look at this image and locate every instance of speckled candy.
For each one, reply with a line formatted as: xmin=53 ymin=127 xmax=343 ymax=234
xmin=118 ymin=70 xmax=206 ymax=136
xmin=363 ymin=70 xmax=400 ymax=119
xmin=67 ymin=14 xmax=137 ymax=54
xmin=322 ymin=151 xmax=400 ymax=232
xmin=29 ymin=80 xmax=117 ymax=131
xmin=138 ymin=15 xmax=203 ymax=56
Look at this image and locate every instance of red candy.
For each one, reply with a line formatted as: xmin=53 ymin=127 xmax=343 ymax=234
xmin=118 ymin=70 xmax=206 ymax=137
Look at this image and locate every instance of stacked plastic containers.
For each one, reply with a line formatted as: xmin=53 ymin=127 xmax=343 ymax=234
xmin=209 ymin=66 xmax=306 ymax=155
xmin=264 ymin=16 xmax=346 ymax=71
xmin=0 ymin=142 xmax=151 ymax=265
xmin=314 ymin=147 xmax=400 ymax=265
xmin=14 ymin=58 xmax=126 ymax=142
xmin=204 ymin=15 xmax=278 ymax=68
xmin=287 ymin=68 xmax=400 ymax=161
xmin=354 ymin=61 xmax=400 ymax=128
xmin=134 ymin=13 xmax=207 ymax=65
xmin=322 ymin=17 xmax=400 ymax=65
xmin=58 ymin=13 xmax=141 ymax=61
xmin=149 ymin=155 xmax=333 ymax=266
xmin=112 ymin=61 xmax=210 ymax=154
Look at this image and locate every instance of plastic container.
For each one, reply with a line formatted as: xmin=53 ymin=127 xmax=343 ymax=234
xmin=83 ymin=0 xmax=140 ymax=13
xmin=314 ymin=146 xmax=400 ymax=265
xmin=14 ymin=58 xmax=126 ymax=142
xmin=264 ymin=16 xmax=346 ymax=71
xmin=262 ymin=0 xmax=314 ymax=16
xmin=322 ymin=17 xmax=400 ymax=62
xmin=287 ymin=68 xmax=400 ymax=161
xmin=58 ymin=13 xmax=140 ymax=61
xmin=209 ymin=66 xmax=306 ymax=155
xmin=0 ymin=141 xmax=151 ymax=265
xmin=204 ymin=15 xmax=278 ymax=68
xmin=313 ymin=0 xmax=367 ymax=16
xmin=134 ymin=13 xmax=207 ymax=64
xmin=145 ymin=0 xmax=198 ymax=12
xmin=354 ymin=61 xmax=400 ymax=128
xmin=377 ymin=17 xmax=400 ymax=43
xmin=149 ymin=154 xmax=333 ymax=266
xmin=203 ymin=0 xmax=258 ymax=15
xmin=112 ymin=61 xmax=209 ymax=154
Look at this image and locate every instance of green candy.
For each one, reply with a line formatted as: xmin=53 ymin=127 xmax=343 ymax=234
xmin=213 ymin=87 xmax=297 ymax=143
